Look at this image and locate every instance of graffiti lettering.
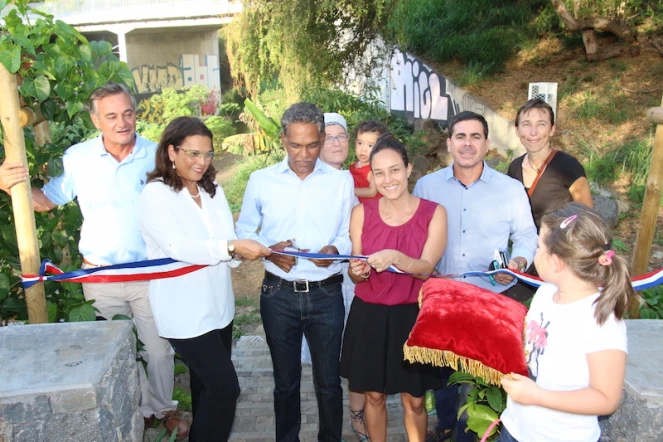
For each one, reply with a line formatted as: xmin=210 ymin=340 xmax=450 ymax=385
xmin=131 ymin=63 xmax=184 ymax=95
xmin=390 ymin=52 xmax=458 ymax=123
xmin=136 ymin=97 xmax=166 ymax=124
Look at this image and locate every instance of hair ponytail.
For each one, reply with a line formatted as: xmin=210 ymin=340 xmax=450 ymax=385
xmin=540 ymin=203 xmax=639 ymax=325
xmin=593 ymin=252 xmax=634 ymax=324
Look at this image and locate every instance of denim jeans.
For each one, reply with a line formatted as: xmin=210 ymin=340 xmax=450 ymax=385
xmin=496 ymin=426 xmax=519 ymax=442
xmin=260 ymin=276 xmax=345 ymax=442
xmin=433 ymin=369 xmax=475 ymax=442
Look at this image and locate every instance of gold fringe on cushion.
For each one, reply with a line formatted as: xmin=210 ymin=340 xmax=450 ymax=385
xmin=403 ymin=344 xmax=506 ymax=386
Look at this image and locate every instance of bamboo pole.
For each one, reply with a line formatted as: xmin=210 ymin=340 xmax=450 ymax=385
xmin=0 ymin=64 xmax=47 ymax=324
xmin=631 ymin=93 xmax=663 ymax=318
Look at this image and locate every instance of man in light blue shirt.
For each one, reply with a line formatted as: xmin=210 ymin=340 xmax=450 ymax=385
xmin=414 ymin=111 xmax=537 ymax=442
xmin=236 ymin=103 xmax=354 ymax=442
xmin=1 ymin=83 xmax=187 ymax=437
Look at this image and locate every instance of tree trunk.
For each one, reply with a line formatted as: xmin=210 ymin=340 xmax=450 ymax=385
xmin=550 ymin=0 xmax=639 ymax=61
xmin=582 ymin=29 xmax=598 ymax=60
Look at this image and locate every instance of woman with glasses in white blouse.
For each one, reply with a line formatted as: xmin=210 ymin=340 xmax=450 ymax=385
xmin=138 ymin=117 xmax=271 ymax=442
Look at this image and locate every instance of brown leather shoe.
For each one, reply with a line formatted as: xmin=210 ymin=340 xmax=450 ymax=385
xmin=161 ymin=410 xmax=190 ymax=439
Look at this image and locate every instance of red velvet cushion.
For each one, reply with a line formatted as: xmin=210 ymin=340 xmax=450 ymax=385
xmin=404 ymin=278 xmax=528 ymax=385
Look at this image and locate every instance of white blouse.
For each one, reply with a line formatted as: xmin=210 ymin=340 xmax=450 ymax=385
xmin=138 ymin=181 xmax=238 ymax=339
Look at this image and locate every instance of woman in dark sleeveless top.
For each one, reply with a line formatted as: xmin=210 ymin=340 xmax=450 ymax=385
xmin=340 ymin=135 xmax=448 ymax=441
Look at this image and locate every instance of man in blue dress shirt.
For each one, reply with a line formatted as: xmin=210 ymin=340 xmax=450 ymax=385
xmin=236 ymin=103 xmax=354 ymax=442
xmin=0 ymin=83 xmax=188 ymax=437
xmin=413 ymin=111 xmax=538 ymax=442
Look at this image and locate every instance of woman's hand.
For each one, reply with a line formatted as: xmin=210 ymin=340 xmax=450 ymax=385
xmin=501 ymin=373 xmax=542 ymax=406
xmin=233 ymin=240 xmax=272 ymax=261
xmin=349 ymin=259 xmax=370 ymax=278
xmin=366 ymin=250 xmax=400 ymax=273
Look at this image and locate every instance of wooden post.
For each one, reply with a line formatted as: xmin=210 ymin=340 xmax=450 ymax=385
xmin=0 ymin=64 xmax=48 ymax=324
xmin=631 ymin=94 xmax=663 ymax=318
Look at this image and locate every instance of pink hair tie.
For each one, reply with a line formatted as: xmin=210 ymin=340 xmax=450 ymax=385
xmin=598 ymin=250 xmax=615 ymax=266
xmin=560 ymin=214 xmax=578 ymax=229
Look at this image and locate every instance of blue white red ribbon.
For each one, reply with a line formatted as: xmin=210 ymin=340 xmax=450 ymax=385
xmin=21 ymin=258 xmax=205 ymax=289
xmin=21 ymin=250 xmax=663 ymax=292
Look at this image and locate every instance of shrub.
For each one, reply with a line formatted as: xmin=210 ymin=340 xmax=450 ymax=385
xmin=137 ymin=85 xmax=209 ymax=125
xmin=204 ymin=116 xmax=236 ymax=153
xmin=222 ymin=155 xmax=281 ymax=213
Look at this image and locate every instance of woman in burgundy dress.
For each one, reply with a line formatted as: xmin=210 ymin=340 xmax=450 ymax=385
xmin=340 ymin=135 xmax=448 ymax=442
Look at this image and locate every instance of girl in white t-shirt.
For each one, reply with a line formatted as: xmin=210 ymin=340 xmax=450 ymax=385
xmin=498 ymin=203 xmax=638 ymax=442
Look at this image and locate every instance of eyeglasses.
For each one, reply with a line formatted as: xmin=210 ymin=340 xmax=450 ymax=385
xmin=177 ymin=147 xmax=215 ymax=160
xmin=325 ymin=135 xmax=349 ymax=144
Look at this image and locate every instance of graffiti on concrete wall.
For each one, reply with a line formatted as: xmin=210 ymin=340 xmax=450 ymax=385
xmin=389 ymin=51 xmax=460 ymax=123
xmin=133 ymin=54 xmax=222 ymax=122
xmin=132 ymin=63 xmax=184 ymax=95
xmin=131 ymin=55 xmax=221 ymax=95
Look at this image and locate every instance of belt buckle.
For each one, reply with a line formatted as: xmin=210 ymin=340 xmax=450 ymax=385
xmin=293 ymin=280 xmax=309 ymax=293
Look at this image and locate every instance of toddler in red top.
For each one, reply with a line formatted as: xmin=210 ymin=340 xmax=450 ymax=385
xmin=349 ymin=120 xmax=389 ymax=203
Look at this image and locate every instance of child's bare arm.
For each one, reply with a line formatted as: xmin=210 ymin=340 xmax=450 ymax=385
xmin=354 ymin=173 xmax=378 ymax=198
xmin=502 ymin=349 xmax=626 ymax=415
xmin=355 ymin=186 xmax=377 ymax=198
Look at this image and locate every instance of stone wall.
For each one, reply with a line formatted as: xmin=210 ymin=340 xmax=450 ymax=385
xmin=0 ymin=321 xmax=141 ymax=442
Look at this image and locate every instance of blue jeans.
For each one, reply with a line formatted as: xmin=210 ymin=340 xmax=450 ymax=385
xmin=433 ymin=369 xmax=475 ymax=442
xmin=260 ymin=276 xmax=345 ymax=442
xmin=496 ymin=426 xmax=518 ymax=442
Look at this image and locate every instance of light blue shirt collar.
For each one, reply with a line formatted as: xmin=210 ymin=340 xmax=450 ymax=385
xmin=276 ymin=156 xmax=332 ymax=177
xmin=442 ymin=161 xmax=493 ymax=186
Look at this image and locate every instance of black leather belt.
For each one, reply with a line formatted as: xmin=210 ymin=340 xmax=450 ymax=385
xmin=264 ymin=271 xmax=343 ymax=293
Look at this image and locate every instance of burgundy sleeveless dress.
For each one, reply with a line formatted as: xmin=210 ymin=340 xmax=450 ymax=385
xmin=340 ymin=198 xmax=443 ymax=396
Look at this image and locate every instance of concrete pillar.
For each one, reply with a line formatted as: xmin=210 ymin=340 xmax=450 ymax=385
xmin=117 ymin=31 xmax=128 ymax=62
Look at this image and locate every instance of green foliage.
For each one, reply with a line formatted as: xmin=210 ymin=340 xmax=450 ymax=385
xmin=222 ymin=155 xmax=281 ymax=213
xmin=224 ymin=98 xmax=283 ymax=156
xmin=387 ymin=0 xmax=548 ymax=75
xmin=448 ymin=371 xmax=506 ymax=440
xmin=584 ymin=136 xmax=654 ymax=192
xmin=135 ymin=120 xmax=164 ymax=143
xmin=172 ymin=387 xmax=192 ymax=412
xmin=0 ymin=1 xmax=133 ymax=323
xmin=225 ymin=0 xmax=396 ymax=101
xmin=639 ymin=286 xmax=663 ymax=319
xmin=0 ymin=2 xmax=134 ymax=124
xmin=567 ymin=89 xmax=630 ymax=125
xmin=204 ymin=116 xmax=236 ymax=153
xmin=138 ymin=85 xmax=208 ymax=125
xmin=458 ymin=62 xmax=491 ymax=87
xmin=135 ymin=87 xmax=236 ymax=148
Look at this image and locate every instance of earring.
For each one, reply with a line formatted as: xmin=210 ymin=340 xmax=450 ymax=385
xmin=172 ymin=163 xmax=176 ymax=169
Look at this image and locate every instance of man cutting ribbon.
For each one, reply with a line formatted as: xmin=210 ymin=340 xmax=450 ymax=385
xmin=236 ymin=103 xmax=354 ymax=442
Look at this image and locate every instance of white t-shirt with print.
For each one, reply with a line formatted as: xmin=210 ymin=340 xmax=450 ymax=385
xmin=500 ymin=283 xmax=627 ymax=442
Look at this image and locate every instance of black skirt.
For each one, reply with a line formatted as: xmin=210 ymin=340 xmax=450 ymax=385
xmin=340 ymin=296 xmax=442 ymax=397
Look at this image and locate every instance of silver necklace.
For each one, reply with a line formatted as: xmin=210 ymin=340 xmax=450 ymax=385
xmin=526 ymin=155 xmax=541 ymax=172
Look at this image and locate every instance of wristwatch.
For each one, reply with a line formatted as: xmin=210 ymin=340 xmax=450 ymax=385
xmin=227 ymin=240 xmax=236 ymax=258
xmin=513 ymin=257 xmax=527 ymax=272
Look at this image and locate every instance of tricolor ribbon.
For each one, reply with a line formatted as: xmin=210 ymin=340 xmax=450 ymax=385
xmin=21 ymin=258 xmax=206 ymax=289
xmin=21 ymin=250 xmax=663 ymax=292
